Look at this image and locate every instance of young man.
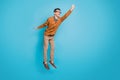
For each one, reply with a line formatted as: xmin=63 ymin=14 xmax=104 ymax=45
xmin=35 ymin=5 xmax=75 ymax=70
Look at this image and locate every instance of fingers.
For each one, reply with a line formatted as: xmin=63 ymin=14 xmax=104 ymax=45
xmin=72 ymin=4 xmax=75 ymax=9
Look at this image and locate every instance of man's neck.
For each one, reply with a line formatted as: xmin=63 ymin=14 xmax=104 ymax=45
xmin=54 ymin=15 xmax=59 ymax=20
xmin=54 ymin=15 xmax=60 ymax=22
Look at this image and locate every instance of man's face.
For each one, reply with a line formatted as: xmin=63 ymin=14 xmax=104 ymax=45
xmin=54 ymin=10 xmax=61 ymax=17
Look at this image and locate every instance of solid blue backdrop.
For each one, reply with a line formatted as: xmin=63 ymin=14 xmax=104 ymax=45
xmin=0 ymin=0 xmax=120 ymax=80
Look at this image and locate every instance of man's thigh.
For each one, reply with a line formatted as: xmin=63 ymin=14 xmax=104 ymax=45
xmin=44 ymin=35 xmax=49 ymax=46
xmin=49 ymin=36 xmax=54 ymax=47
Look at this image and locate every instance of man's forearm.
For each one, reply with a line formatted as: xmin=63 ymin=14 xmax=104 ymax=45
xmin=35 ymin=19 xmax=48 ymax=30
xmin=37 ymin=23 xmax=45 ymax=29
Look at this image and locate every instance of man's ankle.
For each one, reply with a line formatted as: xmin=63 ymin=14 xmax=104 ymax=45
xmin=50 ymin=60 xmax=54 ymax=63
xmin=43 ymin=61 xmax=47 ymax=64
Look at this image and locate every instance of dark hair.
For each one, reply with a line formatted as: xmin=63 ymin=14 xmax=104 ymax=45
xmin=54 ymin=8 xmax=61 ymax=12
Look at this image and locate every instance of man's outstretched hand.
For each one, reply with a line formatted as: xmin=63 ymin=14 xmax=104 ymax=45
xmin=70 ymin=4 xmax=75 ymax=11
xmin=33 ymin=27 xmax=38 ymax=30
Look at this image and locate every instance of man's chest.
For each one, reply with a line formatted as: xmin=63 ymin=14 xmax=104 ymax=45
xmin=48 ymin=18 xmax=62 ymax=26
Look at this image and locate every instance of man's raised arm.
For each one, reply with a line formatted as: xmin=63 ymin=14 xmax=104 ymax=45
xmin=61 ymin=4 xmax=75 ymax=22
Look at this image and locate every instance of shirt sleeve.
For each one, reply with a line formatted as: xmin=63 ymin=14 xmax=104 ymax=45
xmin=61 ymin=9 xmax=72 ymax=22
xmin=37 ymin=19 xmax=49 ymax=29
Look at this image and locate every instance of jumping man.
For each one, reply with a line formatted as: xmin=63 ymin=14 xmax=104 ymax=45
xmin=35 ymin=5 xmax=75 ymax=70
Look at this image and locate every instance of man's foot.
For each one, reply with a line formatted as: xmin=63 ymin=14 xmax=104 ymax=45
xmin=43 ymin=62 xmax=49 ymax=70
xmin=49 ymin=61 xmax=57 ymax=68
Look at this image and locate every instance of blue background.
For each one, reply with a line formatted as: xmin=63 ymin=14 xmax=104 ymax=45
xmin=0 ymin=0 xmax=120 ymax=80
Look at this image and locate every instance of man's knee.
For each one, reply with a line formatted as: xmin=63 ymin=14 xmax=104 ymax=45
xmin=51 ymin=46 xmax=54 ymax=50
xmin=44 ymin=45 xmax=48 ymax=50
